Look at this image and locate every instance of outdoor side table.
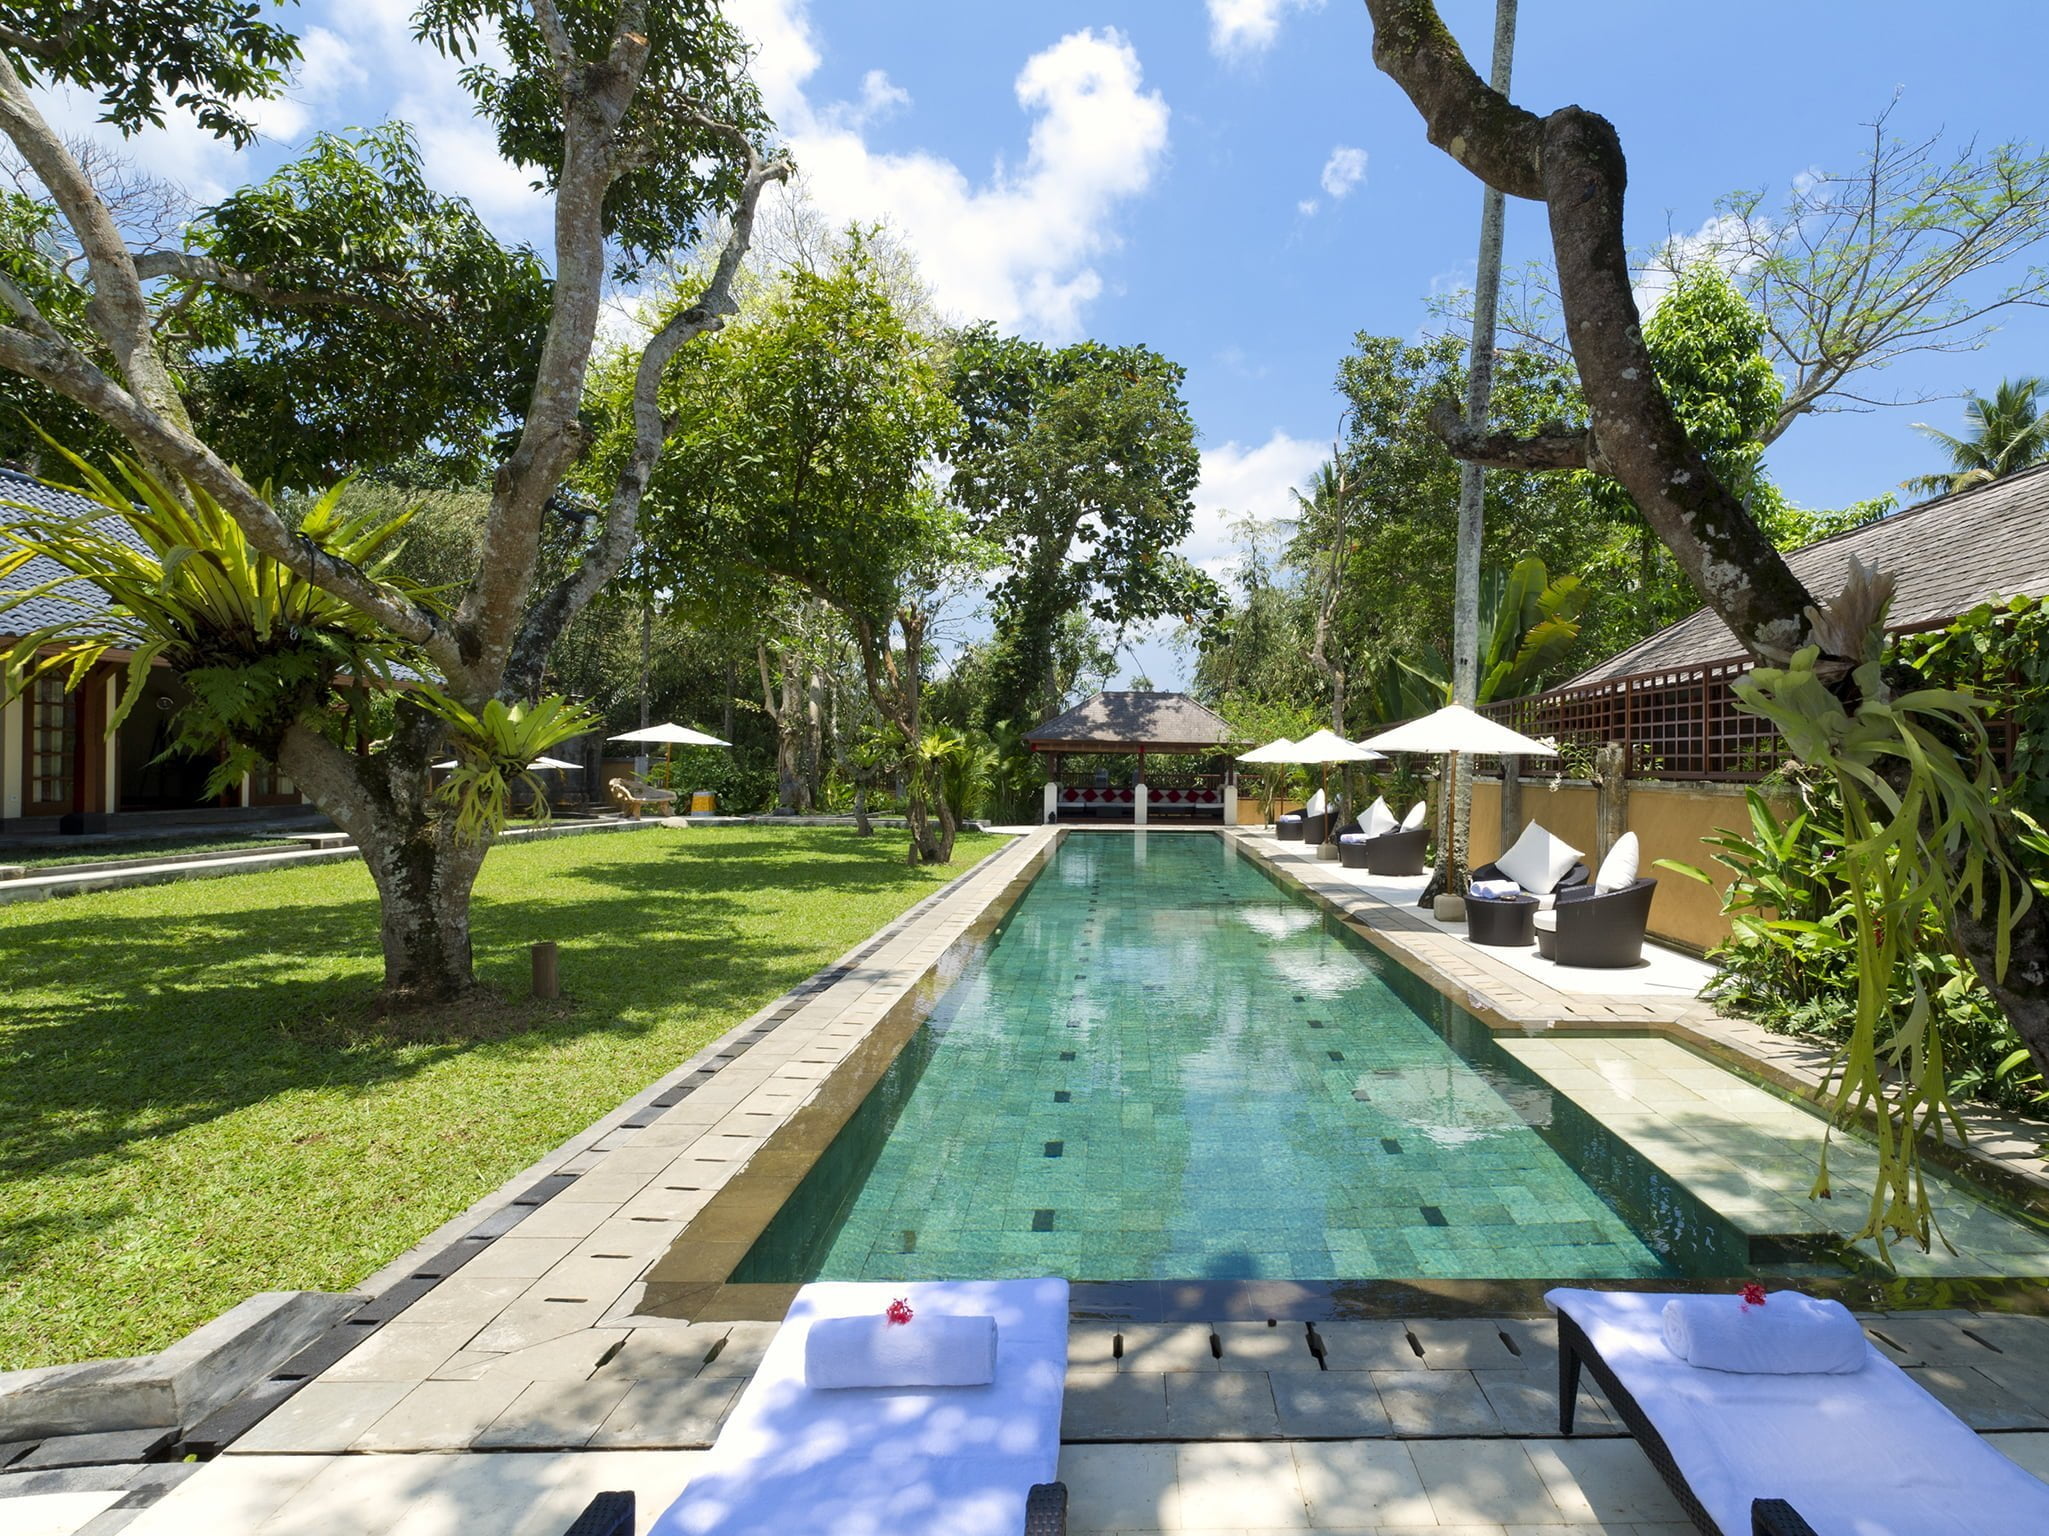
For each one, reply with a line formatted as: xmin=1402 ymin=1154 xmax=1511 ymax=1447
xmin=1466 ymin=893 xmax=1537 ymax=947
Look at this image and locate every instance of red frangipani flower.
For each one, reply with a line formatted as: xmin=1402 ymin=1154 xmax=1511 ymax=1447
xmin=1739 ymin=1283 xmax=1767 ymax=1310
xmin=886 ymin=1297 xmax=914 ymax=1326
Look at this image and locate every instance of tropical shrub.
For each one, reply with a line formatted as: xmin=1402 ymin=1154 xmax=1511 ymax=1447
xmin=1673 ymin=779 xmax=2026 ymax=1113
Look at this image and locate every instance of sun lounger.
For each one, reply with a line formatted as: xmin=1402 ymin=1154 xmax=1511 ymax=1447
xmin=565 ymin=1278 xmax=1069 ymax=1536
xmin=1549 ymin=1287 xmax=2049 ymax=1536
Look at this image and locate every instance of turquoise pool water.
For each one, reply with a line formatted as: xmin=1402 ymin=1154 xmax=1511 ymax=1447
xmin=736 ymin=832 xmax=1750 ymax=1283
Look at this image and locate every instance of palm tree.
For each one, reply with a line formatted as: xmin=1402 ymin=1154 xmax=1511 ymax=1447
xmin=1904 ymin=377 xmax=2049 ymax=498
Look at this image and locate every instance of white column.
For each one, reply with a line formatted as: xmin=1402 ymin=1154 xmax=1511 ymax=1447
xmin=1133 ymin=779 xmax=1147 ymax=827
xmin=1222 ymin=784 xmax=1238 ymax=826
xmin=1042 ymin=780 xmax=1058 ymax=824
xmin=0 ymin=695 xmax=20 ymax=819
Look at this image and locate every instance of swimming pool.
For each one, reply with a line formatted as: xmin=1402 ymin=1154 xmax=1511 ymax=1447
xmin=734 ymin=832 xmax=1769 ymax=1284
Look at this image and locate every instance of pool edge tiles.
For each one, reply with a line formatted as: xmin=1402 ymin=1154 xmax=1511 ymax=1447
xmin=723 ymin=832 xmax=1754 ymax=1292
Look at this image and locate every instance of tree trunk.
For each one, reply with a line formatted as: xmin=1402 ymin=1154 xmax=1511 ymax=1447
xmin=359 ymin=821 xmax=490 ymax=1003
xmin=758 ymin=640 xmax=809 ymax=814
xmin=276 ymin=713 xmax=485 ymax=1005
xmin=1426 ymin=0 xmax=1516 ymax=909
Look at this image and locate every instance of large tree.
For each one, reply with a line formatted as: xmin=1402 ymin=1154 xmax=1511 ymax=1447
xmin=633 ymin=233 xmax=973 ymax=862
xmin=0 ymin=0 xmax=788 ymax=1001
xmin=944 ymin=326 xmax=1222 ymax=730
xmin=1358 ymin=0 xmax=2049 ymax=1086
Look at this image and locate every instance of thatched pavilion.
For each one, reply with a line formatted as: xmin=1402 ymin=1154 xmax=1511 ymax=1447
xmin=1023 ymin=691 xmax=1244 ymax=824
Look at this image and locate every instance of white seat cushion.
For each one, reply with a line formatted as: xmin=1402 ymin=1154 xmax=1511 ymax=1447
xmin=1533 ymin=909 xmax=1558 ymax=932
xmin=1401 ymin=800 xmax=1427 ymax=831
xmin=1595 ymin=831 xmax=1640 ymax=892
xmin=1358 ymin=797 xmax=1396 ymax=838
xmin=1494 ymin=821 xmax=1582 ymax=895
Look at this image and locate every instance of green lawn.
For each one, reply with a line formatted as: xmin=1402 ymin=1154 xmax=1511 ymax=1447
xmin=0 ymin=825 xmax=1000 ymax=1369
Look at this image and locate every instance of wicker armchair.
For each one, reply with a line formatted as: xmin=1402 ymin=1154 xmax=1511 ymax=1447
xmin=1535 ymin=877 xmax=1657 ymax=967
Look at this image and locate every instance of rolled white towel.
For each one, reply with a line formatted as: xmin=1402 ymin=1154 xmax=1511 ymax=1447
xmin=1660 ymin=1292 xmax=1866 ymax=1375
xmin=804 ymin=1311 xmax=998 ymax=1390
xmin=1469 ymin=879 xmax=1524 ymax=901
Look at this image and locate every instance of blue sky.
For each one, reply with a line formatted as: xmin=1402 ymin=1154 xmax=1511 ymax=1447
xmin=44 ymin=0 xmax=2049 ymax=685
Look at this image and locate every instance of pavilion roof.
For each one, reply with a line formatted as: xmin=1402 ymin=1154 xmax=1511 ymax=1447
xmin=1024 ymin=690 xmax=1243 ymax=753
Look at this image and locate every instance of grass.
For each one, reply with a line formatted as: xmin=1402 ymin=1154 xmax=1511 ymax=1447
xmin=0 ymin=824 xmax=1000 ymax=1369
xmin=6 ymin=836 xmax=292 ymax=869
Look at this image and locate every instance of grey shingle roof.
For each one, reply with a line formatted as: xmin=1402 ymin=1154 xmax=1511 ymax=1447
xmin=1567 ymin=464 xmax=2049 ymax=684
xmin=1025 ymin=690 xmax=1244 ymax=751
xmin=0 ymin=467 xmax=132 ymax=639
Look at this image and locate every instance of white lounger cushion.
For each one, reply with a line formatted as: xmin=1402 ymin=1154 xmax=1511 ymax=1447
xmin=1304 ymin=788 xmax=1326 ymax=817
xmin=1548 ymin=1287 xmax=2049 ymax=1536
xmin=653 ymin=1278 xmax=1068 ymax=1536
xmin=1595 ymin=831 xmax=1640 ymax=892
xmin=1358 ymin=797 xmax=1396 ymax=838
xmin=1401 ymin=800 xmax=1427 ymax=831
xmin=1495 ymin=821 xmax=1582 ymax=894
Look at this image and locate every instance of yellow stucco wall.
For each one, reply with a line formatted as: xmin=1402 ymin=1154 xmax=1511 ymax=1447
xmin=1465 ymin=774 xmax=1787 ymax=953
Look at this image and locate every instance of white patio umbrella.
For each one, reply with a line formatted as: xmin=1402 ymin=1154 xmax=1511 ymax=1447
xmin=608 ymin=721 xmax=732 ymax=785
xmin=1358 ymin=704 xmax=1557 ymax=885
xmin=1286 ymin=728 xmax=1385 ymax=837
xmin=1236 ymin=737 xmax=1297 ymax=827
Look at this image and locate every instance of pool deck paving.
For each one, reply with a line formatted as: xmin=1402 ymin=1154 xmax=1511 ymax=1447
xmin=15 ymin=823 xmax=2049 ymax=1533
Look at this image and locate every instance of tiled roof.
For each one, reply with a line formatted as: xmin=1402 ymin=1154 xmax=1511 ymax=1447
xmin=0 ymin=468 xmax=134 ymax=639
xmin=1567 ymin=464 xmax=2049 ymax=684
xmin=1025 ymin=690 xmax=1244 ymax=751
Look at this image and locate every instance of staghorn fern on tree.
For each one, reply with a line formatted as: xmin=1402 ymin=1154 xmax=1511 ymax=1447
xmin=0 ymin=448 xmax=598 ymax=844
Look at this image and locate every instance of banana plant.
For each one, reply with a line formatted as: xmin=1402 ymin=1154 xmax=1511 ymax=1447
xmin=1372 ymin=556 xmax=1588 ymax=718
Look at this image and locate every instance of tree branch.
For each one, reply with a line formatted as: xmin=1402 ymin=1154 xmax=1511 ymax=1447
xmin=0 ymin=319 xmax=468 ymax=678
xmin=1364 ymin=0 xmax=1824 ymax=665
xmin=503 ymin=131 xmax=791 ymax=696
xmin=1363 ymin=0 xmax=1545 ymax=200
xmin=130 ymin=251 xmax=419 ymax=327
xmin=0 ymin=52 xmax=191 ymax=432
xmin=1425 ymin=398 xmax=1602 ymax=472
xmin=528 ymin=0 xmax=578 ymax=79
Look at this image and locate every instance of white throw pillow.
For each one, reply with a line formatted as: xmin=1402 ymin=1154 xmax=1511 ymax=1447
xmin=1359 ymin=797 xmax=1396 ymax=838
xmin=1494 ymin=820 xmax=1583 ymax=895
xmin=1595 ymin=831 xmax=1641 ymax=893
xmin=1305 ymin=788 xmax=1326 ymax=817
xmin=1401 ymin=800 xmax=1427 ymax=831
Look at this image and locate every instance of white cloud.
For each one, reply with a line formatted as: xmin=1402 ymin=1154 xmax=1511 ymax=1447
xmin=1319 ymin=145 xmax=1367 ymax=199
xmin=1297 ymin=198 xmax=1319 ymax=217
xmin=1186 ymin=430 xmax=1328 ymax=579
xmin=1207 ymin=0 xmax=1325 ymax=60
xmin=1634 ymin=211 xmax=1760 ymax=315
xmin=730 ymin=0 xmax=1168 ymax=339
